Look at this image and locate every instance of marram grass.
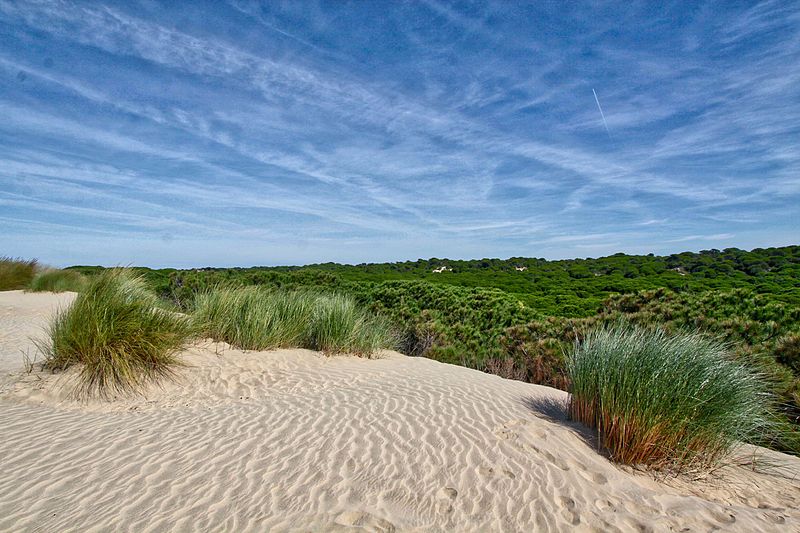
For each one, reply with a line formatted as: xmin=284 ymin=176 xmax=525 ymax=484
xmin=28 ymin=269 xmax=87 ymax=293
xmin=193 ymin=286 xmax=315 ymax=351
xmin=38 ymin=269 xmax=192 ymax=397
xmin=307 ymin=293 xmax=395 ymax=356
xmin=194 ymin=286 xmax=395 ymax=357
xmin=0 ymin=257 xmax=38 ymax=290
xmin=567 ymin=325 xmax=776 ymax=472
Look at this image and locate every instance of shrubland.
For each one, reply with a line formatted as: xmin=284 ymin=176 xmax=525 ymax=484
xmin=56 ymin=245 xmax=800 ymax=450
xmin=67 ymin=245 xmax=800 ymax=315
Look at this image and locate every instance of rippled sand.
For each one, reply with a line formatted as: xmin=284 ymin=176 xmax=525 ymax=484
xmin=0 ymin=291 xmax=798 ymax=532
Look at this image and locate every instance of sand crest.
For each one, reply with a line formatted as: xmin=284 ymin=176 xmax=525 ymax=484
xmin=0 ymin=291 xmax=798 ymax=532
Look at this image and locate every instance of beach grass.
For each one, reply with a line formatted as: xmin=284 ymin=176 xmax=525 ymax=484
xmin=194 ymin=286 xmax=395 ymax=357
xmin=307 ymin=293 xmax=395 ymax=356
xmin=28 ymin=269 xmax=87 ymax=293
xmin=567 ymin=324 xmax=776 ymax=471
xmin=39 ymin=269 xmax=193 ymax=397
xmin=0 ymin=257 xmax=38 ymax=291
xmin=193 ymin=286 xmax=315 ymax=350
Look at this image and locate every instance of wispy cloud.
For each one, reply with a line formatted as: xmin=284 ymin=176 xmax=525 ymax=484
xmin=667 ymin=233 xmax=736 ymax=244
xmin=1 ymin=0 xmax=797 ymax=266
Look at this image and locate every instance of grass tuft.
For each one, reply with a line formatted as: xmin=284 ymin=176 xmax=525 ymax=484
xmin=308 ymin=293 xmax=395 ymax=356
xmin=28 ymin=269 xmax=87 ymax=293
xmin=567 ymin=324 xmax=777 ymax=472
xmin=38 ymin=269 xmax=193 ymax=397
xmin=194 ymin=286 xmax=395 ymax=357
xmin=0 ymin=257 xmax=38 ymax=290
xmin=193 ymin=286 xmax=314 ymax=350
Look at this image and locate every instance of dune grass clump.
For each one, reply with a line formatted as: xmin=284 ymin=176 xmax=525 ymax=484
xmin=568 ymin=325 xmax=776 ymax=471
xmin=28 ymin=269 xmax=87 ymax=293
xmin=308 ymin=293 xmax=395 ymax=356
xmin=0 ymin=257 xmax=38 ymax=290
xmin=194 ymin=286 xmax=315 ymax=350
xmin=194 ymin=286 xmax=395 ymax=357
xmin=39 ymin=269 xmax=193 ymax=397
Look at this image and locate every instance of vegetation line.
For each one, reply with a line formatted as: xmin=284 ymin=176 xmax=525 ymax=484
xmin=8 ymin=245 xmax=799 ymax=455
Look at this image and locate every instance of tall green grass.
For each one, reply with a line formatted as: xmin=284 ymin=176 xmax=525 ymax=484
xmin=568 ymin=325 xmax=776 ymax=471
xmin=0 ymin=257 xmax=38 ymax=290
xmin=28 ymin=269 xmax=87 ymax=293
xmin=307 ymin=293 xmax=395 ymax=356
xmin=194 ymin=286 xmax=395 ymax=356
xmin=39 ymin=269 xmax=193 ymax=397
xmin=194 ymin=287 xmax=315 ymax=350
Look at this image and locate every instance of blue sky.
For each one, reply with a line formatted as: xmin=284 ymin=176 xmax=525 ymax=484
xmin=1 ymin=1 xmax=798 ymax=268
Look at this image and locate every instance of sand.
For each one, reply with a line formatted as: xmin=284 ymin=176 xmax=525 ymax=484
xmin=0 ymin=291 xmax=798 ymax=532
xmin=0 ymin=290 xmax=75 ymax=389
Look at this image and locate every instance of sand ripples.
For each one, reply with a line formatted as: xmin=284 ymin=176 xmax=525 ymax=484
xmin=1 ymin=294 xmax=799 ymax=532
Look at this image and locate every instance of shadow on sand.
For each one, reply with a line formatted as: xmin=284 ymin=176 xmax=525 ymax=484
xmin=520 ymin=394 xmax=611 ymax=460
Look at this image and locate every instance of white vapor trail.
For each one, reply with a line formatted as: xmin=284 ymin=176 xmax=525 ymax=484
xmin=592 ymin=88 xmax=610 ymax=134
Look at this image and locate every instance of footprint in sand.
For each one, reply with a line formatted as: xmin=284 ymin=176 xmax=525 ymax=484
xmin=707 ymin=509 xmax=736 ymax=524
xmin=494 ymin=422 xmax=571 ymax=471
xmin=493 ymin=420 xmax=526 ymax=440
xmin=762 ymin=511 xmax=785 ymax=525
xmin=558 ymin=496 xmax=580 ymax=525
xmin=477 ymin=465 xmax=516 ymax=479
xmin=578 ymin=468 xmax=607 ymax=485
xmin=437 ymin=487 xmax=458 ymax=499
xmin=494 ymin=420 xmax=550 ymax=441
xmin=494 ymin=427 xmax=516 ymax=441
xmin=633 ymin=521 xmax=654 ymax=533
xmin=435 ymin=486 xmax=458 ymax=514
xmin=594 ymin=498 xmax=616 ymax=512
xmin=538 ymin=448 xmax=571 ymax=471
xmin=334 ymin=510 xmax=396 ymax=532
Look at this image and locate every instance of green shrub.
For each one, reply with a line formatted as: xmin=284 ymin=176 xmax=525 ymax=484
xmin=346 ymin=280 xmax=539 ymax=367
xmin=39 ymin=269 xmax=193 ymax=397
xmin=567 ymin=325 xmax=777 ymax=471
xmin=194 ymin=287 xmax=394 ymax=357
xmin=0 ymin=257 xmax=38 ymax=290
xmin=776 ymin=333 xmax=800 ymax=374
xmin=28 ymin=269 xmax=87 ymax=293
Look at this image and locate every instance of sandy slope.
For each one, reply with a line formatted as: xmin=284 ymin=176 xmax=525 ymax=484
xmin=0 ymin=292 xmax=798 ymax=532
xmin=0 ymin=290 xmax=75 ymax=389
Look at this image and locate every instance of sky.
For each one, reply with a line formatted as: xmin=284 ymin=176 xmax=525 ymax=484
xmin=1 ymin=1 xmax=798 ymax=268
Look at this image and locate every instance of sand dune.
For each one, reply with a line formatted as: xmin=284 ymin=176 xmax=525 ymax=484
xmin=0 ymin=290 xmax=75 ymax=389
xmin=0 ymin=292 xmax=798 ymax=532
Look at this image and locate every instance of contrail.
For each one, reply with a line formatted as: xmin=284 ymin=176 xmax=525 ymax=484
xmin=592 ymin=88 xmax=610 ymax=135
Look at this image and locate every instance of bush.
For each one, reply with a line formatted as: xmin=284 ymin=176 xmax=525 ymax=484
xmin=28 ymin=269 xmax=87 ymax=293
xmin=194 ymin=287 xmax=395 ymax=357
xmin=567 ymin=325 xmax=777 ymax=471
xmin=0 ymin=257 xmax=38 ymax=290
xmin=776 ymin=333 xmax=800 ymax=374
xmin=346 ymin=280 xmax=538 ymax=367
xmin=39 ymin=269 xmax=193 ymax=397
